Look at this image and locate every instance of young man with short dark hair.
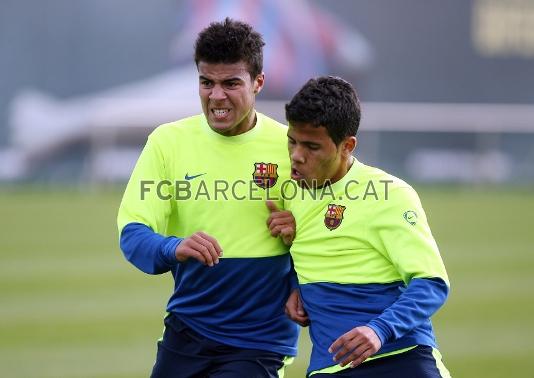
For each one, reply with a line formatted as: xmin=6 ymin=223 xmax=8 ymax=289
xmin=283 ymin=76 xmax=451 ymax=378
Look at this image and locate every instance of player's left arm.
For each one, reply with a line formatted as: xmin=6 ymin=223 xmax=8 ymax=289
xmin=265 ymin=200 xmax=305 ymax=324
xmin=329 ymin=277 xmax=448 ymax=368
xmin=366 ymin=185 xmax=449 ymax=345
xmin=330 ymin=185 xmax=449 ymax=368
xmin=266 ymin=200 xmax=295 ymax=245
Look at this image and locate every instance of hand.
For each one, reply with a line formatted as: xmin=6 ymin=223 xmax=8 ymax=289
xmin=266 ymin=200 xmax=295 ymax=246
xmin=285 ymin=289 xmax=310 ymax=327
xmin=175 ymin=231 xmax=223 ymax=267
xmin=329 ymin=326 xmax=382 ymax=368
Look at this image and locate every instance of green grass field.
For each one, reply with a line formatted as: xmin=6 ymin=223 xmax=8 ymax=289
xmin=1 ymin=186 xmax=533 ymax=377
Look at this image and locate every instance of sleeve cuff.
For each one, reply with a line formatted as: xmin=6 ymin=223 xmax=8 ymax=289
xmin=160 ymin=237 xmax=182 ymax=266
xmin=367 ymin=319 xmax=393 ymax=346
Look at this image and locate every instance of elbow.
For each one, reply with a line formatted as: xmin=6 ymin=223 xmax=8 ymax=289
xmin=119 ymin=228 xmax=169 ymax=275
xmin=431 ymin=277 xmax=450 ymax=305
xmin=122 ymin=249 xmax=168 ymax=275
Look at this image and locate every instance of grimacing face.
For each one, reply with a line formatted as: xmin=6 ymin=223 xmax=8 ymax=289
xmin=198 ymin=61 xmax=264 ymax=136
xmin=288 ymin=122 xmax=356 ymax=188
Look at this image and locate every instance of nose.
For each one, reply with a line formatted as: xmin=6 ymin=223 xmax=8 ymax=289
xmin=290 ymin=145 xmax=306 ymax=164
xmin=209 ymin=84 xmax=226 ymax=101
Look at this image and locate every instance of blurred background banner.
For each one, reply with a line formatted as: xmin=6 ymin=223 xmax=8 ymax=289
xmin=1 ymin=0 xmax=533 ymax=184
xmin=1 ymin=1 xmax=533 ymax=378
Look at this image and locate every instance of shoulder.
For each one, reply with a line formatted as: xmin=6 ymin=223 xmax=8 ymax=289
xmin=257 ymin=112 xmax=288 ymax=136
xmin=150 ymin=114 xmax=203 ymax=138
xmin=355 ymin=160 xmax=421 ymax=208
xmin=147 ymin=114 xmax=204 ymax=148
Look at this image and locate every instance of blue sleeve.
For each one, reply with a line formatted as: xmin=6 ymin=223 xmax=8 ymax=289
xmin=120 ymin=222 xmax=182 ymax=275
xmin=366 ymin=277 xmax=449 ymax=345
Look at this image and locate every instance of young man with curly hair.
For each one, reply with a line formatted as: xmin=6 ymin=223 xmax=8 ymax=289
xmin=118 ymin=19 xmax=298 ymax=378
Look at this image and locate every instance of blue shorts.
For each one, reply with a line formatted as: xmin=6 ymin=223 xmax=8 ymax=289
xmin=150 ymin=312 xmax=286 ymax=378
xmin=311 ymin=346 xmax=450 ymax=378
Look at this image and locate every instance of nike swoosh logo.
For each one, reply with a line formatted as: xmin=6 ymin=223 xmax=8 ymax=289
xmin=184 ymin=173 xmax=206 ymax=180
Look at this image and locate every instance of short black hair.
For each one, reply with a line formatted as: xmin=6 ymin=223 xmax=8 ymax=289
xmin=194 ymin=18 xmax=265 ymax=79
xmin=285 ymin=76 xmax=361 ymax=145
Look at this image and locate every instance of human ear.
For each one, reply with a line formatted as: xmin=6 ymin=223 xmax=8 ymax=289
xmin=253 ymin=72 xmax=265 ymax=94
xmin=343 ymin=136 xmax=357 ymax=157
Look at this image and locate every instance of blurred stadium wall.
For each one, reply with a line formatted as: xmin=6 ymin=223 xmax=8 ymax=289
xmin=0 ymin=0 xmax=533 ymax=184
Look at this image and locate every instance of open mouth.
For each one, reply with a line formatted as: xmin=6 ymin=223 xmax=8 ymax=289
xmin=291 ymin=167 xmax=304 ymax=180
xmin=211 ymin=108 xmax=230 ymax=120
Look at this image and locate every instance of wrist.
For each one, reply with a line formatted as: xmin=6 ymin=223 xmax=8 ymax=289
xmin=161 ymin=237 xmax=182 ymax=265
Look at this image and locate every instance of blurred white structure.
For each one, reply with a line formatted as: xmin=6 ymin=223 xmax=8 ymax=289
xmin=2 ymin=0 xmax=533 ymax=183
xmin=3 ymin=0 xmax=373 ymax=181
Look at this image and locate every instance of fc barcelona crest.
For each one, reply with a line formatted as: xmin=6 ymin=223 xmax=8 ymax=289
xmin=324 ymin=204 xmax=346 ymax=230
xmin=253 ymin=162 xmax=279 ymax=189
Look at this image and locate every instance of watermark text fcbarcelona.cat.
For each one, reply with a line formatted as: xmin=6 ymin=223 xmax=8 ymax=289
xmin=139 ymin=179 xmax=393 ymax=202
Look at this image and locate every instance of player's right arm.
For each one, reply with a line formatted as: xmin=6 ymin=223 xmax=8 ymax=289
xmin=284 ymin=288 xmax=309 ymax=327
xmin=174 ymin=231 xmax=222 ymax=267
xmin=117 ymin=132 xmax=178 ymax=274
xmin=117 ymin=132 xmax=221 ymax=274
xmin=120 ymin=225 xmax=223 ymax=273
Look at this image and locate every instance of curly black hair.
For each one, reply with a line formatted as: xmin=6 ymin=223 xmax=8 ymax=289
xmin=285 ymin=76 xmax=361 ymax=145
xmin=194 ymin=18 xmax=265 ymax=79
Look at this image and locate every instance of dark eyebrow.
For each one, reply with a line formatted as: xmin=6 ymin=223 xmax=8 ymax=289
xmin=223 ymin=77 xmax=243 ymax=84
xmin=199 ymin=75 xmax=244 ymax=83
xmin=287 ymin=134 xmax=320 ymax=148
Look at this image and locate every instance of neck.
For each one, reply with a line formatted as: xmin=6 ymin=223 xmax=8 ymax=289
xmin=316 ymin=156 xmax=355 ymax=189
xmin=240 ymin=109 xmax=257 ymax=135
xmin=334 ymin=155 xmax=355 ymax=183
xmin=346 ymin=155 xmax=355 ymax=171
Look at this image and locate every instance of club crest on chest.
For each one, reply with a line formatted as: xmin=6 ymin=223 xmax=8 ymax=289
xmin=324 ymin=204 xmax=346 ymax=230
xmin=253 ymin=162 xmax=279 ymax=189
